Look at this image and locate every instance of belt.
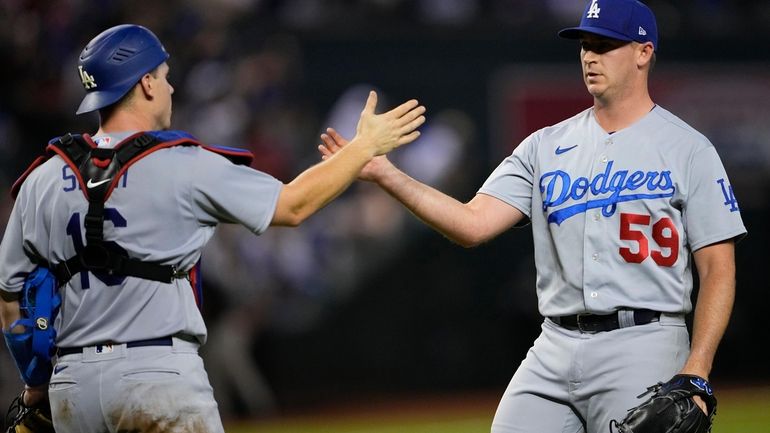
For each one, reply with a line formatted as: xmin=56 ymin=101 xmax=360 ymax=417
xmin=549 ymin=309 xmax=661 ymax=333
xmin=57 ymin=336 xmax=173 ymax=357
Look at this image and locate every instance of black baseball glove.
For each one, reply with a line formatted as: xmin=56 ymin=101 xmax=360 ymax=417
xmin=4 ymin=392 xmax=54 ymax=433
xmin=610 ymin=374 xmax=717 ymax=433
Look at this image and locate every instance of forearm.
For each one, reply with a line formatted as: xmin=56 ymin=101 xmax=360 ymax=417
xmin=376 ymin=166 xmax=484 ymax=247
xmin=0 ymin=295 xmax=22 ymax=332
xmin=683 ymin=242 xmax=736 ymax=378
xmin=273 ymin=138 xmax=374 ymax=226
xmin=683 ymin=277 xmax=734 ymax=377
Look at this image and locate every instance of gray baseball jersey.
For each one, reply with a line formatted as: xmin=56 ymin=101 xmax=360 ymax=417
xmin=0 ymin=131 xmax=282 ymax=347
xmin=479 ymin=105 xmax=746 ymax=317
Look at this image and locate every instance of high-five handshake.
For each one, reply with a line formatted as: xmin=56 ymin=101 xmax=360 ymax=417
xmin=270 ymin=91 xmax=424 ymax=227
xmin=353 ymin=90 xmax=425 ymax=157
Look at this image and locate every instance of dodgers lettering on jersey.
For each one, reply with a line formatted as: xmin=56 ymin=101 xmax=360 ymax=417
xmin=478 ymin=106 xmax=746 ymax=317
xmin=540 ymin=160 xmax=675 ymax=225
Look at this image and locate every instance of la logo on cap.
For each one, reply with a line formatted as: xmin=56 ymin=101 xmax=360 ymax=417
xmin=79 ymin=65 xmax=97 ymax=90
xmin=587 ymin=0 xmax=601 ymax=18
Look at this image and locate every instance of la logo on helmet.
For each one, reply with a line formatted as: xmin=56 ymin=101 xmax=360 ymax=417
xmin=79 ymin=65 xmax=97 ymax=89
xmin=587 ymin=0 xmax=601 ymax=18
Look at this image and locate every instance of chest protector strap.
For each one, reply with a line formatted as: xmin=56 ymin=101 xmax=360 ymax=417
xmin=16 ymin=131 xmax=253 ymax=286
xmin=49 ymin=133 xmax=185 ymax=284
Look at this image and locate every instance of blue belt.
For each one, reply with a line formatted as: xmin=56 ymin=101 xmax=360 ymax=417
xmin=57 ymin=336 xmax=173 ymax=356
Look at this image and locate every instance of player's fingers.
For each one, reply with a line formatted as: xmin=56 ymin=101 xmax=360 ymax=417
xmin=399 ymin=114 xmax=426 ymax=135
xmin=321 ymin=132 xmax=343 ymax=153
xmin=327 ymin=128 xmax=349 ymax=147
xmin=318 ymin=144 xmax=333 ymax=158
xmin=362 ymin=91 xmax=378 ymax=116
xmin=692 ymin=396 xmax=708 ymax=415
xmin=388 ymin=99 xmax=419 ymax=119
xmin=395 ymin=105 xmax=426 ymax=126
xmin=397 ymin=130 xmax=421 ymax=146
xmin=320 ymin=133 xmax=333 ymax=148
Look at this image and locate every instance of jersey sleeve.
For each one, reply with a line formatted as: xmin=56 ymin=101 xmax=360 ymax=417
xmin=683 ymin=146 xmax=747 ymax=251
xmin=189 ymin=150 xmax=282 ymax=234
xmin=0 ymin=194 xmax=36 ymax=293
xmin=477 ymin=131 xmax=538 ymax=218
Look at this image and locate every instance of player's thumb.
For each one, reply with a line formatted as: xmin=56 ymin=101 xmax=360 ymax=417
xmin=362 ymin=90 xmax=378 ymax=116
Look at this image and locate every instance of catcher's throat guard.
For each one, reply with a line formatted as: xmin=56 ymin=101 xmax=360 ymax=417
xmin=610 ymin=374 xmax=717 ymax=433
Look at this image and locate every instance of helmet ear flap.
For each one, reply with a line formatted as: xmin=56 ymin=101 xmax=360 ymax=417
xmin=76 ymin=24 xmax=169 ymax=115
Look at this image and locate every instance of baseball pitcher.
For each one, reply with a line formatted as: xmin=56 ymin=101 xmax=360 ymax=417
xmin=318 ymin=1 xmax=745 ymax=432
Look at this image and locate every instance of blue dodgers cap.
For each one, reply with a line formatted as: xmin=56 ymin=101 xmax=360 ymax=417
xmin=558 ymin=0 xmax=658 ymax=50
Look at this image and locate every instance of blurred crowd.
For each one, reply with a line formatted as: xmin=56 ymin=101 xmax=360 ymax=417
xmin=2 ymin=0 xmax=770 ymax=420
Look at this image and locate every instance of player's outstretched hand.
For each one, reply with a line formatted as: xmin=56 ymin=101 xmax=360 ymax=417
xmin=353 ymin=91 xmax=425 ymax=156
xmin=319 ymin=127 xmax=393 ymax=182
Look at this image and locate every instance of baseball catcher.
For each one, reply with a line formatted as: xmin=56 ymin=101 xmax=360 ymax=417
xmin=610 ymin=374 xmax=717 ymax=433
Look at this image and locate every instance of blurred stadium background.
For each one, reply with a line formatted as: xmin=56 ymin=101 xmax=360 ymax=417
xmin=1 ymin=0 xmax=768 ymax=431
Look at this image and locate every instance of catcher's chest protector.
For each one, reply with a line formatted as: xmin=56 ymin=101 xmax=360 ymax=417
xmin=12 ymin=131 xmax=254 ymax=285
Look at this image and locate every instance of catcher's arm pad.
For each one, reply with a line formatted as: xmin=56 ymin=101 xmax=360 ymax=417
xmin=3 ymin=266 xmax=59 ymax=387
xmin=610 ymin=374 xmax=717 ymax=433
xmin=3 ymin=392 xmax=54 ymax=433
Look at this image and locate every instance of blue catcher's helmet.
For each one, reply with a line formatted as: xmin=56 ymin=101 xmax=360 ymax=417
xmin=76 ymin=24 xmax=169 ymax=115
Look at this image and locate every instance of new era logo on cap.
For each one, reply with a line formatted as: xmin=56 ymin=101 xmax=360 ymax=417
xmin=558 ymin=0 xmax=659 ymax=51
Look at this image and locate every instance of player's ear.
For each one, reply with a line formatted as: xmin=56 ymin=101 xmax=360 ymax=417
xmin=138 ymin=73 xmax=154 ymax=99
xmin=636 ymin=42 xmax=654 ymax=69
